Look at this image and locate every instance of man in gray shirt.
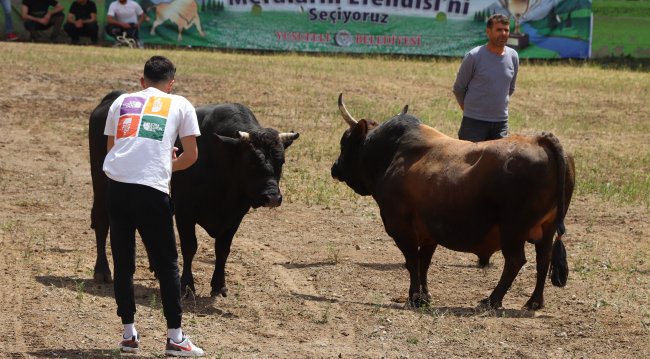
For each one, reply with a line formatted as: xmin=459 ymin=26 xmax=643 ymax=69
xmin=453 ymin=13 xmax=519 ymax=142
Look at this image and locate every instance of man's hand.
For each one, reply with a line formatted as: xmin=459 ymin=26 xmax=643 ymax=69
xmin=38 ymin=15 xmax=50 ymax=25
xmin=172 ymin=137 xmax=198 ymax=172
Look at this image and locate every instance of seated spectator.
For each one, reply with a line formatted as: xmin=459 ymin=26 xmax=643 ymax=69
xmin=64 ymin=0 xmax=98 ymax=44
xmin=105 ymin=0 xmax=148 ymax=48
xmin=2 ymin=0 xmax=18 ymax=41
xmin=21 ymin=0 xmax=64 ymax=42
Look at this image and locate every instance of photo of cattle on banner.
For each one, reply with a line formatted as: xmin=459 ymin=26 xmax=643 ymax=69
xmin=89 ymin=91 xmax=299 ymax=297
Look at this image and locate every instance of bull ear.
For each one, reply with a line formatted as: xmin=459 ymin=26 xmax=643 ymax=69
xmin=279 ymin=132 xmax=299 ymax=149
xmin=398 ymin=105 xmax=408 ymax=116
xmin=350 ymin=119 xmax=369 ymax=140
xmin=212 ymin=133 xmax=240 ymax=147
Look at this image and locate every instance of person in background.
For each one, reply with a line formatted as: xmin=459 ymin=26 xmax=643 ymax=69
xmin=452 ymin=13 xmax=519 ymax=142
xmin=103 ymin=56 xmax=205 ymax=357
xmin=105 ymin=0 xmax=147 ymax=48
xmin=21 ymin=0 xmax=64 ymax=42
xmin=1 ymin=0 xmax=18 ymax=41
xmin=63 ymin=0 xmax=98 ymax=44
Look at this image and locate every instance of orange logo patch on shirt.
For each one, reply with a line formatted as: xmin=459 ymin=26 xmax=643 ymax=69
xmin=116 ymin=114 xmax=141 ymax=138
xmin=143 ymin=96 xmax=172 ymax=117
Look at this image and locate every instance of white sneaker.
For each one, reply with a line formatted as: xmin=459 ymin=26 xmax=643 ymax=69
xmin=119 ymin=334 xmax=140 ymax=353
xmin=165 ymin=335 xmax=204 ymax=357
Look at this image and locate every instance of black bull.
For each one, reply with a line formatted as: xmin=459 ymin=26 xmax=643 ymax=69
xmin=331 ymin=94 xmax=575 ymax=310
xmin=89 ymin=91 xmax=299 ymax=297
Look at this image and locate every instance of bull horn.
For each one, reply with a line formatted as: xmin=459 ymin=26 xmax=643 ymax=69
xmin=279 ymin=132 xmax=299 ymax=142
xmin=399 ymin=105 xmax=409 ymax=115
xmin=237 ymin=131 xmax=250 ymax=142
xmin=338 ymin=93 xmax=358 ymax=128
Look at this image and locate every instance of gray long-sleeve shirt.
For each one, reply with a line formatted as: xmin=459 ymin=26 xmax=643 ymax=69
xmin=452 ymin=45 xmax=519 ymax=122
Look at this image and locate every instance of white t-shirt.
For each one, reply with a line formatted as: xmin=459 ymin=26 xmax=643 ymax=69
xmin=103 ymin=87 xmax=200 ymax=194
xmin=107 ymin=0 xmax=144 ymax=23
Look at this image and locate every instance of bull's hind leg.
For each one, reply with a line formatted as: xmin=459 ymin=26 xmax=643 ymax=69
xmin=193 ymin=18 xmax=205 ymax=37
xmin=92 ymin=220 xmax=111 ymax=283
xmin=525 ymin=229 xmax=555 ymax=310
xmin=91 ymin=198 xmax=112 ymax=283
xmin=177 ymin=218 xmax=198 ymax=296
xmin=481 ymin=241 xmax=526 ymax=309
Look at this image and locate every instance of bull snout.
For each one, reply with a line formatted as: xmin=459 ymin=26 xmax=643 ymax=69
xmin=262 ymin=193 xmax=282 ymax=208
xmin=331 ymin=161 xmax=342 ymax=181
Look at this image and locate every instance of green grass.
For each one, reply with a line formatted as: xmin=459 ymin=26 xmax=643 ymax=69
xmin=592 ymin=16 xmax=650 ymax=57
xmin=1 ymin=44 xmax=648 ymax=208
xmin=592 ymin=0 xmax=650 ymax=57
xmin=593 ymin=0 xmax=650 ymax=17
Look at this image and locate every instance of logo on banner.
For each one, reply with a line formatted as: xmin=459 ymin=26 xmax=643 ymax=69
xmin=335 ymin=30 xmax=353 ymax=47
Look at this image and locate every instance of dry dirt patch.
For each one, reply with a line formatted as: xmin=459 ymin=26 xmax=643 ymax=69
xmin=0 ymin=43 xmax=648 ymax=359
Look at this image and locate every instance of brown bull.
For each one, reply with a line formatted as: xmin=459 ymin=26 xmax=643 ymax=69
xmin=150 ymin=0 xmax=205 ymax=41
xmin=331 ymin=94 xmax=575 ymax=310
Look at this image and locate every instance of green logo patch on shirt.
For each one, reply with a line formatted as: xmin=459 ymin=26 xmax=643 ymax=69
xmin=139 ymin=115 xmax=166 ymax=141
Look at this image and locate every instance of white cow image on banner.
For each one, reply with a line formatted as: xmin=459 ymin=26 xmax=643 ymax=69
xmin=150 ymin=0 xmax=205 ymax=41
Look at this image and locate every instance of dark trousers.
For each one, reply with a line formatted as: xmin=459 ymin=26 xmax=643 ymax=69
xmin=108 ymin=179 xmax=182 ymax=329
xmin=64 ymin=22 xmax=98 ymax=43
xmin=24 ymin=12 xmax=64 ymax=40
xmin=458 ymin=116 xmax=509 ymax=142
xmin=105 ymin=23 xmax=139 ymax=41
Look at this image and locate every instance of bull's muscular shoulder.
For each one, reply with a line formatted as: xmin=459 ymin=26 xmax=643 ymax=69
xmin=198 ymin=103 xmax=260 ymax=135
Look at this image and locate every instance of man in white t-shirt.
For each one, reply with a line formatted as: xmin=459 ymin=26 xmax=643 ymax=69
xmin=105 ymin=0 xmax=147 ymax=46
xmin=103 ymin=55 xmax=205 ymax=357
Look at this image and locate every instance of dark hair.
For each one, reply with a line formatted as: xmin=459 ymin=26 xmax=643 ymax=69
xmin=487 ymin=14 xmax=510 ymax=28
xmin=143 ymin=56 xmax=176 ymax=84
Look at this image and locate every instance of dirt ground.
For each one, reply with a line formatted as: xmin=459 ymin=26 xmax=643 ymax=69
xmin=1 ymin=44 xmax=649 ymax=358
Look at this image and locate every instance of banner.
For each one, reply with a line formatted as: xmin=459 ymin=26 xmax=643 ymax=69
xmin=125 ymin=0 xmax=591 ymax=58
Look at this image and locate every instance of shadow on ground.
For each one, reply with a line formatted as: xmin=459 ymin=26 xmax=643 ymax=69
xmin=291 ymin=291 xmax=539 ymax=319
xmin=35 ymin=275 xmax=229 ymax=316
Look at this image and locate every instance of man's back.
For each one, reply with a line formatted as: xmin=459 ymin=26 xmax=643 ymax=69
xmin=103 ymin=87 xmax=198 ymax=194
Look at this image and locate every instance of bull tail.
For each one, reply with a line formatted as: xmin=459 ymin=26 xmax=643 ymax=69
xmin=550 ymin=238 xmax=568 ymax=286
xmin=541 ymin=132 xmax=568 ymax=236
xmin=540 ymin=132 xmax=569 ymax=287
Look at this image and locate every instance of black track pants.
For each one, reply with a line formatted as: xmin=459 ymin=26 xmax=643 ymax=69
xmin=108 ymin=179 xmax=182 ymax=329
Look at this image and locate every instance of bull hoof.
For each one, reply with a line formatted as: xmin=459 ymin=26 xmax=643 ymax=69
xmin=93 ymin=271 xmax=112 ymax=283
xmin=183 ymin=287 xmax=197 ymax=299
xmin=524 ymin=299 xmax=543 ymax=311
xmin=478 ymin=297 xmax=502 ymax=310
xmin=182 ymin=283 xmax=196 ymax=298
xmin=210 ymin=287 xmax=228 ymax=298
xmin=408 ymin=292 xmax=431 ymax=308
